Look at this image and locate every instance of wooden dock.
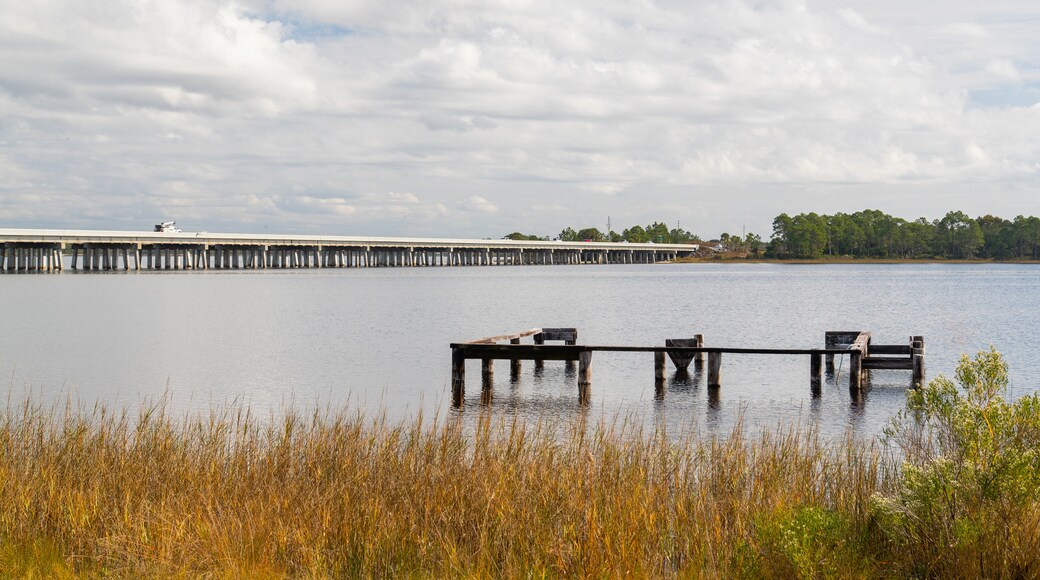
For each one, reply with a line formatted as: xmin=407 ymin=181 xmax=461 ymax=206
xmin=450 ymin=329 xmax=926 ymax=406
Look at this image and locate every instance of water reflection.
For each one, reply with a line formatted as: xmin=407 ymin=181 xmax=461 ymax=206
xmin=706 ymin=386 xmax=723 ymax=430
xmin=2 ymin=263 xmax=1038 ymax=439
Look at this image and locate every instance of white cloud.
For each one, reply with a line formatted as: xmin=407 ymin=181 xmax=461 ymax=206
xmin=0 ymin=0 xmax=1038 ymax=238
xmin=459 ymin=195 xmax=498 ymax=213
xmin=985 ymin=59 xmax=1020 ymax=81
xmin=386 ymin=191 xmax=420 ymax=203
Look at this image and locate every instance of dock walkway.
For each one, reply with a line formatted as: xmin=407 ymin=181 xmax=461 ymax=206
xmin=450 ymin=329 xmax=926 ymax=406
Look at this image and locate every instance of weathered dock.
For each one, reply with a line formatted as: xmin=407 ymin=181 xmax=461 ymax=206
xmin=0 ymin=229 xmax=698 ymax=273
xmin=450 ymin=329 xmax=926 ymax=406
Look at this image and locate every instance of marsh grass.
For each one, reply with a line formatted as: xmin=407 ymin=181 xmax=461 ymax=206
xmin=1 ymin=349 xmax=1038 ymax=577
xmin=0 ymin=399 xmax=889 ymax=577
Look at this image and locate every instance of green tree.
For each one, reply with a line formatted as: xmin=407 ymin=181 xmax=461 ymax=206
xmin=933 ymin=211 xmax=984 ymax=259
xmin=503 ymin=232 xmax=546 ymax=241
xmin=1012 ymin=215 xmax=1040 ymax=259
xmin=787 ymin=213 xmax=828 ymax=258
xmin=645 ymin=222 xmax=670 ymax=243
xmin=670 ymin=228 xmax=698 ymax=244
xmin=744 ymin=233 xmax=763 ymax=256
xmin=769 ymin=213 xmax=794 ymax=257
xmin=557 ymin=227 xmax=579 ymax=241
xmin=622 ymin=225 xmax=649 ymax=243
xmin=575 ymin=227 xmax=605 ymax=242
xmin=827 ymin=213 xmax=864 ymax=256
xmin=903 ymin=217 xmax=935 ymax=258
xmin=976 ymin=215 xmax=1014 ymax=259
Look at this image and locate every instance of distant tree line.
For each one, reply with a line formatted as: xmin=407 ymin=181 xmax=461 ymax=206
xmin=506 ymin=222 xmax=762 ymax=255
xmin=505 ymin=221 xmax=702 ymax=244
xmin=769 ymin=210 xmax=1040 ymax=260
xmin=504 ymin=209 xmax=1039 ymax=261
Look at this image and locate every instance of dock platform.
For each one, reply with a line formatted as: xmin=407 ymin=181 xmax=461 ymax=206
xmin=450 ymin=329 xmax=925 ymax=406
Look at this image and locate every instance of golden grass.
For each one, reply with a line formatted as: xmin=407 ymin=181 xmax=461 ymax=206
xmin=0 ymin=398 xmax=905 ymax=577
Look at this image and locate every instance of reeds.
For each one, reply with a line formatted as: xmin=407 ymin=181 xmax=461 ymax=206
xmin=0 ymin=374 xmax=1036 ymax=577
xmin=0 ymin=398 xmax=894 ymax=577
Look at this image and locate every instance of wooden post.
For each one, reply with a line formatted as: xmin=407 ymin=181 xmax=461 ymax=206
xmin=510 ymin=337 xmax=521 ymax=375
xmin=534 ymin=333 xmax=544 ymax=370
xmin=707 ymin=351 xmax=722 ymax=387
xmin=577 ymin=350 xmax=592 ymax=403
xmin=578 ymin=350 xmax=592 ymax=389
xmin=849 ymin=348 xmax=862 ymax=391
xmin=911 ymin=339 xmax=925 ymax=388
xmin=824 ymin=333 xmax=836 ymax=370
xmin=654 ymin=350 xmax=666 ymax=397
xmin=694 ymin=334 xmax=704 ymax=363
xmin=451 ymin=349 xmax=465 ymax=407
xmin=912 ymin=351 xmax=924 ymax=388
xmin=481 ymin=359 xmax=494 ymax=382
xmin=811 ymin=353 xmax=822 ymax=394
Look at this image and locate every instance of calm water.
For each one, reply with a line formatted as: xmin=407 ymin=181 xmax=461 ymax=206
xmin=1 ymin=263 xmax=1037 ymax=437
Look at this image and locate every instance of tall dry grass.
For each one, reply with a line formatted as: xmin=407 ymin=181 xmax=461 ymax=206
xmin=0 ymin=398 xmax=893 ymax=577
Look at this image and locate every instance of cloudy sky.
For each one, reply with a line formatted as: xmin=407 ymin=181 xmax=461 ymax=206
xmin=1 ymin=0 xmax=1038 ymax=238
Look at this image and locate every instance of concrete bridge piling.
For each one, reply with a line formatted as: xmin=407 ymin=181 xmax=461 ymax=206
xmin=0 ymin=229 xmax=697 ymax=273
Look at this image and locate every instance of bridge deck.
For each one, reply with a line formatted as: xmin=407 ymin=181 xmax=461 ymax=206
xmin=0 ymin=229 xmax=699 ymax=272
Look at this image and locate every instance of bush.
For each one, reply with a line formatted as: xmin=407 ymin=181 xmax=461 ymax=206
xmin=754 ymin=506 xmax=871 ymax=578
xmin=873 ymin=348 xmax=1040 ymax=577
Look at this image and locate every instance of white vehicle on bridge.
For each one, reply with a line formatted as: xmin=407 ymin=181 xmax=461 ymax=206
xmin=154 ymin=221 xmax=181 ymax=233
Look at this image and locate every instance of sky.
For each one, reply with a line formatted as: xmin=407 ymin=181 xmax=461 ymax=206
xmin=1 ymin=0 xmax=1038 ymax=239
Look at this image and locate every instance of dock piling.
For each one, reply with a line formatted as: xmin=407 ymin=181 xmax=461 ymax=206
xmin=911 ymin=336 xmax=925 ymax=387
xmin=849 ymin=349 xmax=863 ymax=391
xmin=654 ymin=350 xmax=666 ymax=381
xmin=811 ymin=353 xmax=823 ymax=394
xmin=451 ymin=349 xmax=465 ymax=406
xmin=811 ymin=353 xmax=822 ymax=381
xmin=510 ymin=337 xmax=521 ymax=375
xmin=481 ymin=359 xmax=494 ymax=385
xmin=707 ymin=351 xmax=722 ymax=387
xmin=578 ymin=350 xmax=592 ymax=399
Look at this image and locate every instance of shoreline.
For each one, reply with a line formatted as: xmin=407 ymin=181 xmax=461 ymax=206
xmin=671 ymin=257 xmax=1040 ymax=265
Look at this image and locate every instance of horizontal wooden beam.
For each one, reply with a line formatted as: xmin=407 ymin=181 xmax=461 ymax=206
xmin=868 ymin=345 xmax=912 ymax=355
xmin=467 ymin=328 xmax=543 ymax=344
xmin=862 ymin=357 xmax=914 ymax=370
xmin=451 ymin=344 xmax=855 ymax=357
xmin=452 ymin=344 xmax=585 ymax=361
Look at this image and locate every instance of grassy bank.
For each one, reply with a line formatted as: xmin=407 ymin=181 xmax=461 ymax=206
xmin=2 ymin=350 xmax=1038 ymax=577
xmin=672 ymin=256 xmax=1040 ymax=264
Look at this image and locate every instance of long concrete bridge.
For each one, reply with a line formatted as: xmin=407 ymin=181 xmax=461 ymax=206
xmin=0 ymin=229 xmax=699 ymax=272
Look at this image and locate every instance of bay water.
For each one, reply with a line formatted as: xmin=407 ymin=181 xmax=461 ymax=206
xmin=1 ymin=263 xmax=1037 ymax=437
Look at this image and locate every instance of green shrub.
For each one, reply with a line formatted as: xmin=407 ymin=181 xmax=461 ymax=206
xmin=754 ymin=505 xmax=871 ymax=579
xmin=873 ymin=348 xmax=1040 ymax=577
